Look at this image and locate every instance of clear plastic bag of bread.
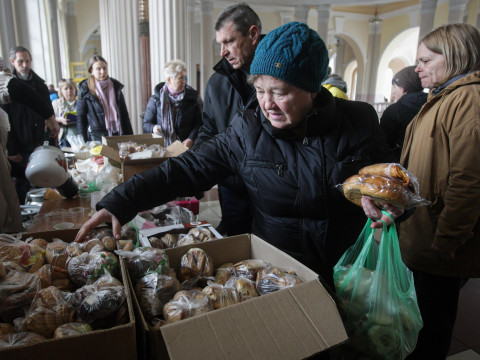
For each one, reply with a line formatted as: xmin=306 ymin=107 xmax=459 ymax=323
xmin=214 ymin=263 xmax=237 ymax=285
xmin=179 ymin=248 xmax=214 ymax=282
xmin=0 ymin=331 xmax=47 ymax=348
xmin=0 ymin=234 xmax=44 ymax=273
xmin=0 ymin=270 xmax=41 ymax=323
xmin=176 ymin=233 xmax=201 ymax=247
xmin=163 ymin=289 xmax=214 ymax=323
xmin=135 ymin=272 xmax=180 ymax=322
xmin=255 ymin=266 xmax=304 ymax=295
xmin=14 ymin=285 xmax=76 ymax=338
xmin=233 ymin=259 xmax=270 ymax=281
xmin=187 ymin=227 xmax=215 ymax=242
xmin=67 ymin=251 xmax=119 ymax=286
xmin=180 ymin=275 xmax=215 ymax=291
xmin=202 ymin=281 xmax=240 ymax=309
xmin=338 ymin=163 xmax=431 ymax=209
xmin=224 ymin=276 xmax=259 ymax=301
xmin=34 ymin=264 xmax=74 ymax=291
xmin=54 ymin=322 xmax=93 ymax=338
xmin=71 ymin=273 xmax=126 ymax=324
xmin=115 ymin=246 xmax=170 ymax=282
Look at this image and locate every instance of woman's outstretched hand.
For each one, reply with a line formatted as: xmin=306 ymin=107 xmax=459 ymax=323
xmin=74 ymin=208 xmax=123 ymax=242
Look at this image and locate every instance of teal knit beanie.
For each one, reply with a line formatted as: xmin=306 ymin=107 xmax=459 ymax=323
xmin=250 ymin=22 xmax=329 ymax=93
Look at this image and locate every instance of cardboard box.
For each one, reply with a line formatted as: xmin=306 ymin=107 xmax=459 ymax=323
xmin=138 ymin=221 xmax=223 ymax=247
xmin=132 ymin=234 xmax=348 ymax=360
xmin=100 ymin=135 xmax=187 ymax=182
xmin=0 ymin=229 xmax=137 ymax=360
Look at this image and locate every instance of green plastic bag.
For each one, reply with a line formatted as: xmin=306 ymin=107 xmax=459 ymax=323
xmin=333 ymin=212 xmax=423 ymax=360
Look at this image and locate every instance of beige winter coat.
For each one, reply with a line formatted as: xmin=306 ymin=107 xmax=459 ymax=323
xmin=400 ymin=71 xmax=480 ymax=278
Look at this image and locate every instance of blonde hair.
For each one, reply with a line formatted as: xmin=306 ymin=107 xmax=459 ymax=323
xmin=421 ymin=23 xmax=480 ymax=86
xmin=164 ymin=60 xmax=187 ymax=81
xmin=57 ymin=79 xmax=77 ymax=99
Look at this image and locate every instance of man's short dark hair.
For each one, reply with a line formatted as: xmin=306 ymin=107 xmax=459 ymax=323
xmin=214 ymin=3 xmax=262 ymax=35
xmin=9 ymin=46 xmax=32 ymax=60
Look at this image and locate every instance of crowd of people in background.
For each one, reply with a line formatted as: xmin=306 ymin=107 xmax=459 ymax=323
xmin=2 ymin=3 xmax=480 ymax=359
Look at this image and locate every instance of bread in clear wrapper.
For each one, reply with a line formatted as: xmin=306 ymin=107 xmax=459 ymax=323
xmin=179 ymin=248 xmax=214 ymax=281
xmin=115 ymin=247 xmax=169 ymax=282
xmin=233 ymin=259 xmax=269 ymax=281
xmin=67 ymin=251 xmax=119 ymax=286
xmin=135 ymin=272 xmax=180 ymax=322
xmin=0 ymin=331 xmax=47 ymax=348
xmin=339 ymin=163 xmax=430 ymax=209
xmin=255 ymin=266 xmax=303 ymax=295
xmin=214 ymin=263 xmax=236 ymax=285
xmin=53 ymin=322 xmax=93 ymax=338
xmin=224 ymin=276 xmax=259 ymax=300
xmin=163 ymin=289 xmax=213 ymax=323
xmin=202 ymin=282 xmax=240 ymax=309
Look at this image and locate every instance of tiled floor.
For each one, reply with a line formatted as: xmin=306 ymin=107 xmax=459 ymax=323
xmin=198 ymin=186 xmax=480 ymax=359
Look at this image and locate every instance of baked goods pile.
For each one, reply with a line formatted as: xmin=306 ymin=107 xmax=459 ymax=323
xmin=0 ymin=229 xmax=128 ymax=349
xmin=340 ymin=163 xmax=429 ymax=209
xmin=148 ymin=227 xmax=216 ymax=249
xmin=124 ymin=246 xmax=303 ymax=328
xmin=118 ymin=141 xmax=167 ymax=160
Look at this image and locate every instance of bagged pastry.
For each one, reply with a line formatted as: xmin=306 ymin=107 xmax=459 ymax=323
xmin=77 ymin=285 xmax=125 ymax=323
xmin=22 ymin=303 xmax=75 ymax=338
xmin=67 ymin=251 xmax=119 ymax=286
xmin=187 ymin=227 xmax=214 ymax=242
xmin=256 ymin=266 xmax=303 ymax=295
xmin=214 ymin=263 xmax=236 ymax=285
xmin=54 ymin=322 xmax=93 ymax=338
xmin=202 ymin=282 xmax=240 ymax=309
xmin=233 ymin=259 xmax=269 ymax=281
xmin=0 ymin=331 xmax=46 ymax=348
xmin=135 ymin=273 xmax=180 ymax=322
xmin=163 ymin=289 xmax=213 ymax=323
xmin=179 ymin=248 xmax=214 ymax=282
xmin=116 ymin=247 xmax=169 ymax=282
xmin=225 ymin=277 xmax=259 ymax=300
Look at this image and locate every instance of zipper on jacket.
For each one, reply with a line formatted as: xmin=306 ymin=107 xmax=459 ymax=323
xmin=246 ymin=159 xmax=288 ymax=177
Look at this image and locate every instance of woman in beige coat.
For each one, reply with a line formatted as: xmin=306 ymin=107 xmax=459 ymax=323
xmin=398 ymin=24 xmax=480 ymax=359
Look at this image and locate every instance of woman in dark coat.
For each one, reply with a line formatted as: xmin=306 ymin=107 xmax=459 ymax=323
xmin=143 ymin=59 xmax=202 ymax=148
xmin=76 ymin=55 xmax=133 ymax=142
xmin=75 ymin=22 xmax=397 ymax=288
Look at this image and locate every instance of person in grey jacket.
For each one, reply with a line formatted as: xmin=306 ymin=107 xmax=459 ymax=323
xmin=75 ymin=22 xmax=397 ymax=291
xmin=76 ymin=55 xmax=133 ymax=142
xmin=143 ymin=60 xmax=202 ymax=148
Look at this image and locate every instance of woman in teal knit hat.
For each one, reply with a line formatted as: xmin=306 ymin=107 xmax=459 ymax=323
xmin=76 ymin=21 xmax=396 ymax=305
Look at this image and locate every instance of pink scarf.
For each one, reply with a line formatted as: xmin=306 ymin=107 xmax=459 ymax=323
xmin=95 ymin=78 xmax=120 ymax=136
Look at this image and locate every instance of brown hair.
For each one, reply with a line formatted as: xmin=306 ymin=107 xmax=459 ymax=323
xmin=86 ymin=55 xmax=108 ymax=96
xmin=421 ymin=23 xmax=480 ymax=86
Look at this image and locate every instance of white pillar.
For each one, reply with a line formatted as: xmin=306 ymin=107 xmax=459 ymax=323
xmin=316 ymin=4 xmax=331 ymax=43
xmin=47 ymin=0 xmax=62 ymax=85
xmin=294 ymin=5 xmax=309 ymax=24
xmin=419 ymin=0 xmax=438 ymax=41
xmin=200 ymin=0 xmax=213 ymax=97
xmin=99 ymin=0 xmax=143 ymax=134
xmin=280 ymin=12 xmax=293 ymax=25
xmin=335 ymin=37 xmax=345 ymax=78
xmin=363 ymin=16 xmax=382 ymax=104
xmin=448 ymin=0 xmax=469 ymax=24
xmin=149 ymin=0 xmax=187 ymax=88
xmin=186 ymin=0 xmax=198 ymax=92
xmin=0 ymin=0 xmax=17 ymax=59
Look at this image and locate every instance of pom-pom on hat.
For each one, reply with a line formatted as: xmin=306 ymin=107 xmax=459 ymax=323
xmin=250 ymin=22 xmax=329 ymax=93
xmin=392 ymin=66 xmax=423 ymax=93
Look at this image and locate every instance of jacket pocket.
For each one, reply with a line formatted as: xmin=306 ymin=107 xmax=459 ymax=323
xmin=246 ymin=158 xmax=288 ymax=177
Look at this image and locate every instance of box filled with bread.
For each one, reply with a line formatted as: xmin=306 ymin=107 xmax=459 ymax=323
xmin=100 ymin=135 xmax=188 ymax=182
xmin=0 ymin=229 xmax=136 ymax=360
xmin=127 ymin=234 xmax=347 ymax=360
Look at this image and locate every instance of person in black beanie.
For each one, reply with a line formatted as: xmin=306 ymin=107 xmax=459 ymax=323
xmin=380 ymin=65 xmax=427 ymax=161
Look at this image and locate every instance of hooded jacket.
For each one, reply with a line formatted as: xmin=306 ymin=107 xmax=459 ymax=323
xmin=98 ymin=89 xmax=395 ymax=284
xmin=142 ymin=82 xmax=202 ymax=142
xmin=400 ymin=71 xmax=480 ymax=278
xmin=2 ymin=69 xmax=52 ymax=156
xmin=76 ymin=77 xmax=133 ymax=142
xmin=380 ymin=91 xmax=428 ymax=161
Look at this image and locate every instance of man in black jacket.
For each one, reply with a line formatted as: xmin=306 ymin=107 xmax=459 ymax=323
xmin=2 ymin=46 xmax=54 ymax=204
xmin=193 ymin=3 xmax=262 ymax=236
xmin=380 ymin=66 xmax=427 ymax=161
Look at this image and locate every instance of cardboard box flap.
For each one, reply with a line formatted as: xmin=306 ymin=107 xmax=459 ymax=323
xmin=165 ymin=140 xmax=188 ymax=157
xmin=102 ymin=134 xmax=164 ymax=148
xmin=161 ymin=281 xmax=347 ymax=359
xmin=100 ymin=144 xmax=122 ymax=163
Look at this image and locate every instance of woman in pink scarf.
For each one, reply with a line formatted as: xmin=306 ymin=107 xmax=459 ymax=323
xmin=76 ymin=55 xmax=133 ymax=142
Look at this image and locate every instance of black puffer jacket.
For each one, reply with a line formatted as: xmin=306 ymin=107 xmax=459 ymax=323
xmin=76 ymin=77 xmax=133 ymax=142
xmin=142 ymin=83 xmax=202 ymax=142
xmin=98 ymin=89 xmax=395 ymax=283
xmin=3 ymin=70 xmax=52 ymax=156
xmin=380 ymin=91 xmax=427 ymax=161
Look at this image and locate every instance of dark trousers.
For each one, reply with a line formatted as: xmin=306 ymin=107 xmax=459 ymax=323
xmin=406 ymin=270 xmax=466 ymax=360
xmin=9 ymin=157 xmax=30 ymax=205
xmin=218 ymin=184 xmax=252 ymax=236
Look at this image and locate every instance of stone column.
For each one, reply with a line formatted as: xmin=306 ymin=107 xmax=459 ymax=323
xmin=47 ymin=0 xmax=62 ymax=85
xmin=363 ymin=15 xmax=382 ymax=104
xmin=418 ymin=0 xmax=438 ymax=41
xmin=448 ymin=0 xmax=469 ymax=24
xmin=99 ymin=0 xmax=143 ymax=134
xmin=477 ymin=5 xmax=480 ymax=28
xmin=200 ymin=0 xmax=213 ymax=96
xmin=316 ymin=4 xmax=331 ymax=43
xmin=139 ymin=0 xmax=151 ymax=110
xmin=280 ymin=12 xmax=293 ymax=25
xmin=334 ymin=37 xmax=345 ymax=78
xmin=294 ymin=5 xmax=309 ymax=24
xmin=186 ymin=0 xmax=198 ymax=92
xmin=0 ymin=0 xmax=17 ymax=59
xmin=149 ymin=0 xmax=187 ymax=88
